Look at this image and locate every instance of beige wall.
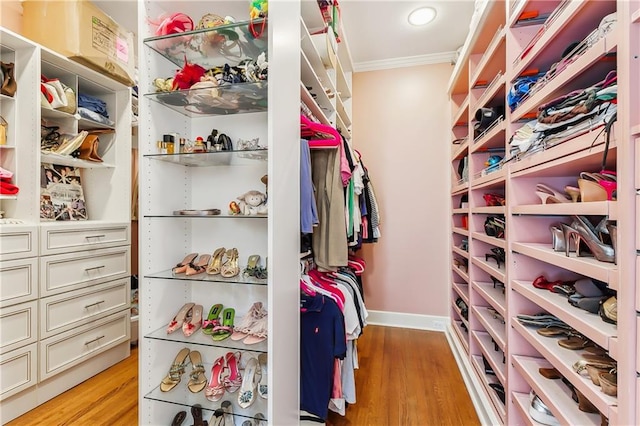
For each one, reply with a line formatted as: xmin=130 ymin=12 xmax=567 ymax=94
xmin=1 ymin=1 xmax=23 ymax=34
xmin=354 ymin=62 xmax=453 ymax=317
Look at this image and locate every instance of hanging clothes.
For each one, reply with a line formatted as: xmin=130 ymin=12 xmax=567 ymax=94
xmin=300 ymin=139 xmax=319 ymax=234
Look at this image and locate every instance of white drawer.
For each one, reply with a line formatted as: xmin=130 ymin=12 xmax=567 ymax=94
xmin=40 ymin=222 xmax=130 ymax=255
xmin=0 ymin=257 xmax=38 ymax=308
xmin=0 ymin=225 xmax=37 ymax=261
xmin=0 ymin=343 xmax=37 ymax=401
xmin=39 ymin=310 xmax=129 ymax=381
xmin=40 ymin=278 xmax=130 ymax=339
xmin=0 ymin=301 xmax=37 ymax=354
xmin=40 ymin=246 xmax=130 ymax=297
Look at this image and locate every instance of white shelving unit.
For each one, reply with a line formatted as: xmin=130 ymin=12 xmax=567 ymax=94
xmin=137 ymin=2 xmax=300 ymax=425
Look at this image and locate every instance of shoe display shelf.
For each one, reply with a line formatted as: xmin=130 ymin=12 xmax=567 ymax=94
xmin=448 ymin=0 xmax=639 ymax=425
xmin=0 ymin=27 xmax=132 ymax=424
xmin=300 ymin=2 xmax=353 ymax=139
xmin=138 ymin=2 xmax=300 ymax=425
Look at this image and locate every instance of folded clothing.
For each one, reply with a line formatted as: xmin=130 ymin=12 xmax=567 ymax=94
xmin=78 ymin=93 xmax=109 ymax=118
xmin=0 ymin=180 xmax=19 ymax=195
xmin=78 ymin=107 xmax=115 ymax=127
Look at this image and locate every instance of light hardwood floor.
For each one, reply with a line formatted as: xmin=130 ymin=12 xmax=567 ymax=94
xmin=7 ymin=326 xmax=478 ymax=426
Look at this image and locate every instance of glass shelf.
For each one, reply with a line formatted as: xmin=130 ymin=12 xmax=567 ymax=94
xmin=144 ymin=214 xmax=267 ymax=219
xmin=145 ymin=325 xmax=267 ymax=354
xmin=144 ymin=379 xmax=268 ymax=424
xmin=144 ymin=82 xmax=268 ymax=117
xmin=143 ymin=19 xmax=267 ymax=69
xmin=144 ymin=149 xmax=267 ymax=166
xmin=146 ymin=269 xmax=267 ymax=286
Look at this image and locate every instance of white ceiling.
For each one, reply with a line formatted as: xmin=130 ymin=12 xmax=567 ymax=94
xmin=92 ymin=0 xmax=475 ymax=71
xmin=339 ymin=1 xmax=475 ymax=67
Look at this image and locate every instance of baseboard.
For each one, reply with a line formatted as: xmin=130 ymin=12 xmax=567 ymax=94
xmin=366 ymin=310 xmax=447 ymax=331
xmin=446 ymin=325 xmax=501 ymax=426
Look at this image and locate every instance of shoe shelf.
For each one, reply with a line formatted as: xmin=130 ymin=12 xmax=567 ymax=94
xmin=633 ymin=7 xmax=640 ymax=23
xmin=452 ymin=245 xmax=469 ymax=259
xmin=78 ymin=117 xmax=116 ymax=131
xmin=143 ymin=149 xmax=268 ymax=167
xmin=145 ymin=325 xmax=267 ymax=354
xmin=471 ymin=169 xmax=507 ymax=190
xmin=471 ymin=232 xmax=507 ymax=250
xmin=452 ymin=139 xmax=469 ymax=161
xmin=40 ymin=107 xmax=77 ymax=122
xmin=473 ymin=306 xmax=507 ymax=351
xmin=474 ymin=281 xmax=506 ymax=318
xmin=452 ymin=320 xmax=470 ymax=353
xmin=144 ymin=214 xmax=268 ymax=220
xmin=470 ymin=31 xmax=506 ymax=100
xmin=300 ymin=18 xmax=336 ymax=96
xmin=472 ymin=330 xmax=507 ymax=385
xmin=512 ymin=201 xmax=613 ymax=218
xmin=452 ymin=226 xmax=469 ymax=237
xmin=508 ymin=0 xmax=563 ymax=29
xmin=471 ymin=256 xmax=506 ymax=284
xmin=452 ymin=207 xmax=469 ymax=215
xmin=512 ymin=320 xmax=617 ymax=415
xmin=144 ymin=82 xmax=268 ymax=118
xmin=0 ymin=93 xmax=16 ymax=103
xmin=511 ymin=391 xmax=544 ymax=426
xmin=453 ymin=282 xmax=470 ymax=306
xmin=144 ymin=377 xmax=268 ymax=424
xmin=452 ymin=301 xmax=470 ymax=330
xmin=452 ymin=264 xmax=470 ymax=283
xmin=510 ymin=1 xmax=615 ymax=80
xmin=39 ymin=152 xmax=116 ymax=169
xmin=473 ymin=206 xmax=505 ymax=215
xmin=511 ymin=242 xmax=617 ymax=286
xmin=471 ymin=117 xmax=506 ymax=154
xmin=470 ymin=354 xmax=507 ymax=422
xmin=336 ymin=58 xmax=352 ymax=101
xmin=336 ymin=95 xmax=351 ymax=128
xmin=146 ymin=269 xmax=267 ymax=286
xmin=452 ymin=95 xmax=470 ymax=128
xmin=512 ymin=355 xmax=602 ymax=426
xmin=510 ymin=29 xmax=618 ymax=123
xmin=512 ymin=280 xmax=616 ymax=351
xmin=300 ymin=83 xmax=330 ymax=125
xmin=301 ymin=51 xmax=335 ymax=118
xmin=143 ymin=19 xmax=267 ymax=69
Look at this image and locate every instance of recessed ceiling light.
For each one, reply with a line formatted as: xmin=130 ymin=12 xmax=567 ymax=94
xmin=408 ymin=7 xmax=437 ymax=26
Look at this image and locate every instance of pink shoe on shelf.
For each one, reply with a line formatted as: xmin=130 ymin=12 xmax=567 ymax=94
xmin=230 ymin=301 xmax=266 ymax=341
xmin=167 ymin=302 xmax=195 ymax=334
xmin=182 ymin=304 xmax=203 ymax=337
xmin=205 ymin=355 xmax=226 ymax=402
xmin=223 ymin=351 xmax=243 ymax=393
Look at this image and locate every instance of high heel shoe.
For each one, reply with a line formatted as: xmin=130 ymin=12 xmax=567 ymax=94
xmin=160 ymin=347 xmax=191 ymax=392
xmin=598 ymin=369 xmax=617 ymax=396
xmin=238 ymin=357 xmax=259 ymax=408
xmin=606 ymin=223 xmax=617 ymax=264
xmin=187 ymin=350 xmax=208 ymax=393
xmin=206 ymin=247 xmax=226 ymax=275
xmin=182 ymin=304 xmax=203 ymax=336
xmin=561 ymin=216 xmax=615 ymax=263
xmin=224 ymin=351 xmax=243 ymax=393
xmin=167 ymin=303 xmax=195 ymax=334
xmin=550 ymin=224 xmax=575 ymax=252
xmin=535 ymin=183 xmax=571 ymax=204
xmin=578 ymin=172 xmax=617 ymax=202
xmin=221 ymin=248 xmax=240 ymax=278
xmin=185 ymin=254 xmax=211 ymax=276
xmin=564 ymin=185 xmax=580 ymax=202
xmin=204 ymin=355 xmax=226 ymax=402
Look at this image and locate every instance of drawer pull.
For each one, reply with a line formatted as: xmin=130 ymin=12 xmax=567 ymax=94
xmin=84 ymin=335 xmax=105 ymax=345
xmin=84 ymin=300 xmax=105 ymax=309
xmin=84 ymin=265 xmax=105 ymax=272
xmin=85 ymin=234 xmax=105 ymax=239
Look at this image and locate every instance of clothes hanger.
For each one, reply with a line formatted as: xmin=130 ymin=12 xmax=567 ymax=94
xmin=300 ymin=115 xmax=340 ymax=148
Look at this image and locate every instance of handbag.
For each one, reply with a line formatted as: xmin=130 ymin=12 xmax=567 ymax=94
xmin=78 ymin=133 xmax=102 ymax=162
xmin=0 ymin=116 xmax=7 ymax=146
xmin=1 ymin=62 xmax=17 ymax=97
xmin=41 ymin=76 xmax=74 ymax=112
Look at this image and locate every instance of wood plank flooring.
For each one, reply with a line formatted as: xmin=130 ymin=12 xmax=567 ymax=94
xmin=7 ymin=326 xmax=478 ymax=426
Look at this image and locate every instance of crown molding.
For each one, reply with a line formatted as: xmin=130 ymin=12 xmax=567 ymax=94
xmin=354 ymin=51 xmax=457 ymax=73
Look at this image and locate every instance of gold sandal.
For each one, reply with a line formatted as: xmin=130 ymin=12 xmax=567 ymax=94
xmin=206 ymin=247 xmax=226 ymax=275
xmin=160 ymin=347 xmax=190 ymax=392
xmin=221 ymin=248 xmax=240 ymax=278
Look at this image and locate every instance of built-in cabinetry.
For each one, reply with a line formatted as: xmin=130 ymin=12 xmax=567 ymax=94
xmin=0 ymin=28 xmax=131 ymax=424
xmin=137 ymin=2 xmax=299 ymax=425
xmin=447 ymin=1 xmax=637 ymax=425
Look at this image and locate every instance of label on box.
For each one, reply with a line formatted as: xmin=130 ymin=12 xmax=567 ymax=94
xmin=91 ymin=15 xmax=116 ymax=58
xmin=116 ymin=37 xmax=129 ymax=63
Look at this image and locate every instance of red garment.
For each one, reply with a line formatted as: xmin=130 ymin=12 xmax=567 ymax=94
xmin=0 ymin=180 xmax=19 ymax=194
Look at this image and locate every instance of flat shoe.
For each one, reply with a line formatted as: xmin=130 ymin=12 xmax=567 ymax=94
xmin=536 ymin=326 xmax=575 ymax=337
xmin=172 ymin=411 xmax=187 ymax=426
xmin=558 ymin=335 xmax=594 ymax=350
xmin=539 ymin=367 xmax=561 ymax=380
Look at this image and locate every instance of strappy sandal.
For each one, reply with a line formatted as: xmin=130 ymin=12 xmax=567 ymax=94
xmin=257 ymin=353 xmax=268 ymax=399
xmin=202 ymin=304 xmax=223 ymax=335
xmin=238 ymin=357 xmax=259 ymax=408
xmin=206 ymin=247 xmax=226 ymax=275
xmin=231 ymin=302 xmax=266 ymax=341
xmin=558 ymin=335 xmax=595 ymax=350
xmin=160 ymin=347 xmax=190 ymax=392
xmin=211 ymin=308 xmax=235 ymax=341
xmin=185 ymin=254 xmax=211 ymax=276
xmin=224 ymin=351 xmax=243 ymax=393
xmin=187 ymin=350 xmax=208 ymax=393
xmin=167 ymin=303 xmax=195 ymax=334
xmin=243 ymin=313 xmax=268 ymax=345
xmin=173 ymin=253 xmax=198 ymax=274
xmin=205 ymin=355 xmax=226 ymax=402
xmin=182 ymin=304 xmax=203 ymax=336
xmin=221 ymin=248 xmax=240 ymax=278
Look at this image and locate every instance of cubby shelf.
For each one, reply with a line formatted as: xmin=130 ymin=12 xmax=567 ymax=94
xmin=453 ymin=282 xmax=470 ymax=306
xmin=452 ymin=265 xmax=470 ymax=283
xmin=473 ymin=206 xmax=505 ymax=215
xmin=300 ymin=18 xmax=337 ymax=96
xmin=512 ymin=391 xmax=544 ymax=426
xmin=473 ymin=305 xmax=506 ymax=351
xmin=472 ymin=330 xmax=506 ymax=385
xmin=510 ymin=28 xmax=618 ymax=123
xmin=452 ymin=320 xmax=470 ymax=353
xmin=471 ymin=232 xmax=506 ymax=249
xmin=471 ymin=256 xmax=506 ymax=283
xmin=452 ymin=207 xmax=469 ymax=214
xmin=474 ymin=281 xmax=506 ymax=317
xmin=300 ymin=82 xmax=330 ymax=125
xmin=512 ymin=355 xmax=602 ymax=426
xmin=512 ymin=280 xmax=616 ymax=350
xmin=452 ymin=227 xmax=470 ymax=236
xmin=452 ymin=95 xmax=470 ymax=127
xmin=452 ymin=300 xmax=470 ymax=330
xmin=470 ymin=354 xmax=507 ymax=422
xmin=452 ymin=182 xmax=470 ymax=194
xmin=470 ymin=29 xmax=506 ymax=93
xmin=511 ymin=242 xmax=617 ymax=285
xmin=471 ymin=118 xmax=506 ymax=153
xmin=512 ymin=201 xmax=614 ymax=217
xmin=471 ymin=169 xmax=507 ymax=190
xmin=301 ymin=51 xmax=335 ymax=118
xmin=452 ymin=139 xmax=470 ymax=160
xmin=508 ymin=0 xmax=562 ymax=29
xmin=512 ymin=320 xmax=617 ymax=415
xmin=452 ymin=245 xmax=469 ymax=259
xmin=40 ymin=153 xmax=115 ymax=169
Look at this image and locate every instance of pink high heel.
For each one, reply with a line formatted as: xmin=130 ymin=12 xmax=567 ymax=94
xmin=223 ymin=351 xmax=243 ymax=393
xmin=535 ymin=183 xmax=570 ymax=204
xmin=205 ymin=355 xmax=226 ymax=402
xmin=182 ymin=304 xmax=203 ymax=336
xmin=167 ymin=303 xmax=195 ymax=334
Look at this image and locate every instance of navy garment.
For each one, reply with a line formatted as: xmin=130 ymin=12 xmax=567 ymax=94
xmin=300 ymin=294 xmax=347 ymax=421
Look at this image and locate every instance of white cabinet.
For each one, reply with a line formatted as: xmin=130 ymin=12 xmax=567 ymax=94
xmin=0 ymin=27 xmax=132 ymax=424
